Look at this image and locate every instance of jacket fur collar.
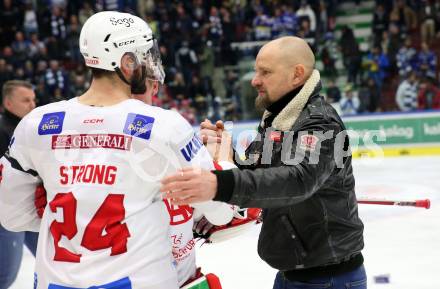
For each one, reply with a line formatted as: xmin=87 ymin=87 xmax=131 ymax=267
xmin=261 ymin=69 xmax=321 ymax=131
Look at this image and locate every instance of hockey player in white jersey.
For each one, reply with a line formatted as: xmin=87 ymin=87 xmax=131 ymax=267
xmin=0 ymin=11 xmax=233 ymax=289
xmin=132 ymin=78 xmax=260 ymax=289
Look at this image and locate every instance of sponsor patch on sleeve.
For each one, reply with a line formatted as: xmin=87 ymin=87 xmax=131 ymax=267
xmin=123 ymin=113 xmax=155 ymax=140
xmin=299 ymin=134 xmax=319 ymax=151
xmin=38 ymin=112 xmax=66 ymax=135
xmin=180 ymin=134 xmax=203 ymax=162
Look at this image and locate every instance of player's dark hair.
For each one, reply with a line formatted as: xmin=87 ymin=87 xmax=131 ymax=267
xmin=91 ymin=67 xmax=115 ymax=79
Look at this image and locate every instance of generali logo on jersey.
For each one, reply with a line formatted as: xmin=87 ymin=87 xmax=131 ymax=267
xmin=52 ymin=134 xmax=132 ymax=150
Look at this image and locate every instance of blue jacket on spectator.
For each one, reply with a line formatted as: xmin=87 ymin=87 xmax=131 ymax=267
xmin=366 ymin=49 xmax=390 ymax=88
xmin=396 ymin=46 xmax=417 ymax=77
xmin=415 ymin=49 xmax=437 ymax=79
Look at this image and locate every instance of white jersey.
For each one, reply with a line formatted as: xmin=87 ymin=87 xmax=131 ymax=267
xmin=0 ymin=98 xmax=226 ymax=289
xmin=166 ymin=161 xmax=238 ymax=287
xmin=164 ymin=199 xmax=197 ymax=287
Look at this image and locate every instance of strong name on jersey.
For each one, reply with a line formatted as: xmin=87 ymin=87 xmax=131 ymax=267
xmin=0 ymin=98 xmax=220 ymax=289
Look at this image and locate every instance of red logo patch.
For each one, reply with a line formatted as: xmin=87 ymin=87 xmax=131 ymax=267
xmin=52 ymin=134 xmax=132 ymax=150
xmin=270 ymin=131 xmax=282 ymax=142
xmin=299 ymin=135 xmax=319 ymax=151
xmin=85 ymin=58 xmax=99 ymax=65
xmin=163 ymin=199 xmax=193 ymax=225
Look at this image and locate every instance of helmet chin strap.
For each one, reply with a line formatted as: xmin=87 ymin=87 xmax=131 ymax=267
xmin=114 ymin=66 xmax=147 ymax=94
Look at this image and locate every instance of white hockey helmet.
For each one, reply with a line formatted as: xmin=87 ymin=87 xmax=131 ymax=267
xmin=79 ymin=11 xmax=165 ymax=84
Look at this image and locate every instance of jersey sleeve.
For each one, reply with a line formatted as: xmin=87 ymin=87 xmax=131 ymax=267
xmin=0 ymin=115 xmax=42 ymax=232
xmin=167 ymin=111 xmax=214 ymax=171
xmin=167 ymin=112 xmax=233 ymax=225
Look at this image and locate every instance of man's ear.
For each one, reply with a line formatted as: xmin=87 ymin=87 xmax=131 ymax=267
xmin=151 ymin=81 xmax=159 ymax=96
xmin=3 ymin=97 xmax=12 ymax=111
xmin=120 ymin=53 xmax=137 ymax=77
xmin=291 ymin=64 xmax=306 ymax=87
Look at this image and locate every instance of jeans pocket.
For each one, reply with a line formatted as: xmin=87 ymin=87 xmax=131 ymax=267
xmin=345 ymin=277 xmax=367 ymax=289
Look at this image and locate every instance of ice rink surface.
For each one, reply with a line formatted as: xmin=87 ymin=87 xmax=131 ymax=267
xmin=11 ymin=156 xmax=440 ymax=289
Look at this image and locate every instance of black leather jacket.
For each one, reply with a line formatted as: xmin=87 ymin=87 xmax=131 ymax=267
xmin=0 ymin=110 xmax=20 ymax=157
xmin=215 ymin=76 xmax=364 ymax=277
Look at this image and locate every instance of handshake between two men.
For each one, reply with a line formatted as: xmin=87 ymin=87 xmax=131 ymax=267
xmin=161 ymin=119 xmax=234 ymax=206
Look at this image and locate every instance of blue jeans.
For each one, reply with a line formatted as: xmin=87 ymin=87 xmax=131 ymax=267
xmin=273 ymin=265 xmax=367 ymax=289
xmin=0 ymin=224 xmax=39 ymax=289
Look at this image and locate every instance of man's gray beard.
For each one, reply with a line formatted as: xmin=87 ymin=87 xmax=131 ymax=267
xmin=255 ymin=94 xmax=271 ymax=113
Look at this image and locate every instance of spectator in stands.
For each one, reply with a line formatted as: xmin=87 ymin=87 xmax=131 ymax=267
xmin=0 ymin=59 xmax=13 ymax=93
xmin=340 ymin=83 xmax=360 ymax=115
xmin=420 ymin=0 xmax=437 ymax=44
xmin=389 ymin=0 xmax=417 ymax=37
xmin=22 ymin=60 xmax=34 ymax=83
xmin=168 ymin=72 xmax=187 ymax=100
xmin=252 ymin=7 xmax=272 ymax=41
xmin=44 ymin=6 xmax=66 ymax=60
xmin=0 ymin=80 xmax=38 ymax=289
xmin=66 ymin=15 xmax=81 ymax=63
xmin=208 ymin=6 xmax=223 ymax=46
xmin=11 ymin=31 xmax=30 ymax=68
xmin=0 ymin=0 xmax=22 ymax=48
xmin=191 ymin=0 xmax=206 ymax=34
xmin=418 ymin=77 xmax=440 ymax=109
xmin=325 ymin=79 xmax=341 ymax=103
xmin=282 ymin=5 xmax=298 ymax=36
xmin=415 ymin=42 xmax=437 ymax=79
xmin=296 ymin=0 xmax=316 ymax=33
xmin=317 ymin=0 xmax=328 ymax=35
xmin=320 ymin=32 xmax=338 ymax=77
xmin=396 ymin=71 xmax=419 ymax=111
xmin=69 ymin=73 xmax=87 ymax=99
xmin=364 ymin=45 xmax=390 ymax=90
xmin=44 ymin=60 xmax=68 ymax=99
xmin=174 ymin=3 xmax=193 ymax=44
xmin=1 ymin=46 xmax=17 ymax=68
xmin=34 ymin=60 xmax=48 ymax=85
xmin=271 ymin=7 xmax=286 ymax=39
xmin=382 ymin=24 xmax=402 ymax=75
xmin=49 ymin=6 xmax=67 ymax=48
xmin=339 ymin=26 xmax=361 ymax=85
xmin=179 ymin=98 xmax=197 ymax=124
xmin=224 ymin=70 xmax=239 ymax=101
xmin=78 ymin=2 xmax=94 ymax=26
xmin=396 ymin=37 xmax=417 ymax=77
xmin=175 ymin=41 xmax=198 ymax=86
xmin=372 ymin=4 xmax=389 ymax=45
xmin=23 ymin=2 xmax=39 ymax=37
xmin=435 ymin=0 xmax=440 ymax=37
xmin=199 ymin=40 xmax=215 ymax=98
xmin=95 ymin=0 xmax=126 ymax=12
xmin=188 ymin=75 xmax=206 ymax=102
xmin=28 ymin=33 xmax=46 ymax=62
xmin=219 ymin=8 xmax=237 ymax=66
xmin=358 ymin=77 xmax=381 ymax=113
xmin=297 ymin=18 xmax=316 ymax=51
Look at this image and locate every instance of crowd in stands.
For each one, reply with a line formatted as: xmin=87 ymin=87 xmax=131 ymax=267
xmin=334 ymin=0 xmax=440 ymax=116
xmin=0 ymin=0 xmax=439 ymax=123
